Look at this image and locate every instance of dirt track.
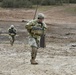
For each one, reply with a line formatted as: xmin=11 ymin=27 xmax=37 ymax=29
xmin=0 ymin=4 xmax=76 ymax=75
xmin=0 ymin=43 xmax=76 ymax=75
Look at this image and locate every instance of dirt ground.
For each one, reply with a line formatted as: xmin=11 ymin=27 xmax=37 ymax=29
xmin=0 ymin=4 xmax=76 ymax=75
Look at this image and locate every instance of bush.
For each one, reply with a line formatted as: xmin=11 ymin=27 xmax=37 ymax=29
xmin=1 ymin=0 xmax=76 ymax=8
xmin=69 ymin=0 xmax=76 ymax=3
xmin=1 ymin=0 xmax=13 ymax=7
xmin=0 ymin=0 xmax=3 ymax=2
xmin=41 ymin=0 xmax=55 ymax=5
xmin=41 ymin=0 xmax=64 ymax=5
xmin=1 ymin=0 xmax=32 ymax=8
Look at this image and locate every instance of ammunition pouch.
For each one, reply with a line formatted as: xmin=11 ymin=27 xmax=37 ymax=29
xmin=31 ymin=27 xmax=43 ymax=35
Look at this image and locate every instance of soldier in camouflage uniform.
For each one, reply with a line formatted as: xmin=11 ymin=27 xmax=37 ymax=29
xmin=8 ymin=25 xmax=16 ymax=46
xmin=25 ymin=13 xmax=47 ymax=64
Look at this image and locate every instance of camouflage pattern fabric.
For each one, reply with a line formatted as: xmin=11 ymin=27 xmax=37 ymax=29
xmin=25 ymin=19 xmax=47 ymax=48
xmin=8 ymin=27 xmax=16 ymax=46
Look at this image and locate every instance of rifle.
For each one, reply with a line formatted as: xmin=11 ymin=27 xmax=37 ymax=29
xmin=33 ymin=3 xmax=38 ymax=19
xmin=33 ymin=2 xmax=46 ymax=48
xmin=40 ymin=24 xmax=46 ymax=48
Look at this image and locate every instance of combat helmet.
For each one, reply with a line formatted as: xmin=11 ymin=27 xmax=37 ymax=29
xmin=10 ymin=25 xmax=14 ymax=28
xmin=37 ymin=13 xmax=45 ymax=19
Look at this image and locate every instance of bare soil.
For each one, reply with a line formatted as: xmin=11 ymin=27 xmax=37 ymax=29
xmin=0 ymin=4 xmax=76 ymax=75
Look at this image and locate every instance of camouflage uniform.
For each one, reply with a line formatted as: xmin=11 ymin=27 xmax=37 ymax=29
xmin=25 ymin=13 xmax=47 ymax=64
xmin=8 ymin=25 xmax=16 ymax=46
xmin=26 ymin=19 xmax=47 ymax=48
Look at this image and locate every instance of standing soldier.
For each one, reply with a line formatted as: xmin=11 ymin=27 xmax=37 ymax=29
xmin=8 ymin=25 xmax=16 ymax=46
xmin=25 ymin=13 xmax=47 ymax=65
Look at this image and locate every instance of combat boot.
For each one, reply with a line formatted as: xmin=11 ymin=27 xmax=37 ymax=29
xmin=30 ymin=47 xmax=38 ymax=65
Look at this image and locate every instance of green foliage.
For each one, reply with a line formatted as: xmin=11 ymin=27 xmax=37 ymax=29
xmin=41 ymin=0 xmax=56 ymax=5
xmin=0 ymin=0 xmax=3 ymax=2
xmin=69 ymin=0 xmax=76 ymax=3
xmin=30 ymin=0 xmax=41 ymax=5
xmin=1 ymin=0 xmax=32 ymax=8
xmin=2 ymin=0 xmax=13 ymax=8
xmin=0 ymin=0 xmax=76 ymax=8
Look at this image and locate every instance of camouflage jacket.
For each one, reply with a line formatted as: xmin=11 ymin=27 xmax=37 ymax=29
xmin=8 ymin=28 xmax=16 ymax=36
xmin=25 ymin=19 xmax=47 ymax=39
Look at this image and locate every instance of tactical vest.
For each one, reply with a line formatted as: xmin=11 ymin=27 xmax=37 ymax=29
xmin=31 ymin=22 xmax=44 ymax=36
xmin=9 ymin=28 xmax=16 ymax=35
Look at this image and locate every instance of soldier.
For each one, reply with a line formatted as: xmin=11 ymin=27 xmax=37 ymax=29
xmin=8 ymin=25 xmax=16 ymax=46
xmin=25 ymin=13 xmax=47 ymax=65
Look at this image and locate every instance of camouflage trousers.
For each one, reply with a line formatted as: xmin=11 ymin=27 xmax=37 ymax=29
xmin=9 ymin=35 xmax=15 ymax=46
xmin=28 ymin=36 xmax=40 ymax=48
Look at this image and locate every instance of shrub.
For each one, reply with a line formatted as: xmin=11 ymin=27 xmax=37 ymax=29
xmin=1 ymin=0 xmax=32 ymax=8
